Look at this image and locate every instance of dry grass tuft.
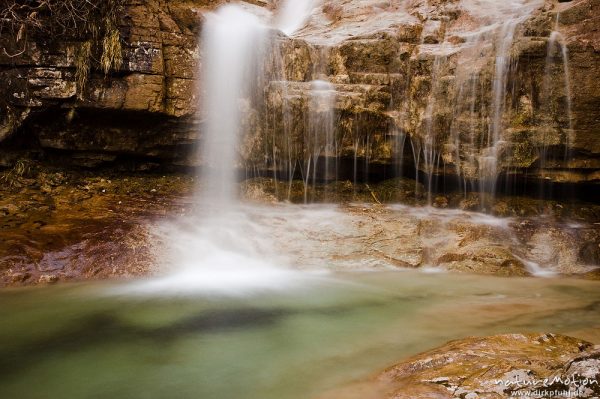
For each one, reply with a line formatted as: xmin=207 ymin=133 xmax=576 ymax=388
xmin=101 ymin=25 xmax=122 ymax=75
xmin=1 ymin=0 xmax=125 ymax=92
xmin=75 ymin=41 xmax=92 ymax=96
xmin=0 ymin=159 xmax=33 ymax=187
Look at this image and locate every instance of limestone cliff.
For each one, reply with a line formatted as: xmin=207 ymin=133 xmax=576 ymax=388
xmin=0 ymin=0 xmax=598 ymax=190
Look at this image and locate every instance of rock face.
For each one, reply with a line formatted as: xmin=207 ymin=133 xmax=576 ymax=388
xmin=0 ymin=0 xmax=207 ymax=167
xmin=319 ymin=333 xmax=600 ymax=399
xmin=378 ymin=333 xmax=600 ymax=399
xmin=0 ymin=0 xmax=599 ymax=189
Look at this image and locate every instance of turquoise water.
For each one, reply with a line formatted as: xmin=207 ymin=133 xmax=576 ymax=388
xmin=1 ymin=271 xmax=599 ymax=399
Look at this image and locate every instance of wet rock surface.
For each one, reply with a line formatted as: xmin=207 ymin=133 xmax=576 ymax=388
xmin=0 ymin=162 xmax=196 ymax=287
xmin=354 ymin=333 xmax=600 ymax=399
xmin=240 ymin=177 xmax=600 ymax=278
xmin=1 ymin=164 xmax=599 ymax=287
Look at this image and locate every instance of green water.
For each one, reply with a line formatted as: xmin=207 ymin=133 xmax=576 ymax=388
xmin=1 ymin=271 xmax=599 ymax=399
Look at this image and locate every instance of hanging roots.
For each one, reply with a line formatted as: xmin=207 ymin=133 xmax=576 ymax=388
xmin=101 ymin=25 xmax=123 ymax=75
xmin=75 ymin=41 xmax=92 ymax=96
xmin=1 ymin=0 xmax=125 ymax=91
xmin=0 ymin=0 xmax=125 ymax=39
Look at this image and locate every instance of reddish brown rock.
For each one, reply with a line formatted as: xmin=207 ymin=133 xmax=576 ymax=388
xmin=318 ymin=333 xmax=600 ymax=399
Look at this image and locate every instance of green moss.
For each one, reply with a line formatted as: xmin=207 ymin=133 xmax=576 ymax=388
xmin=508 ymin=142 xmax=537 ymax=168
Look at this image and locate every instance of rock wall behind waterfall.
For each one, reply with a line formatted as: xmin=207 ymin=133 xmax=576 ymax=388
xmin=0 ymin=0 xmax=598 ymax=188
xmin=0 ymin=0 xmax=210 ymax=167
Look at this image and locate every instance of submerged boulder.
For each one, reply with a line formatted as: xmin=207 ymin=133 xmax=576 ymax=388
xmin=319 ymin=333 xmax=600 ymax=399
xmin=379 ymin=333 xmax=600 ymax=399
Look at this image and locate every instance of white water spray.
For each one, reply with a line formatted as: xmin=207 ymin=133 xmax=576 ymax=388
xmin=200 ymin=5 xmax=266 ymax=205
xmin=121 ymin=4 xmax=325 ymax=296
xmin=275 ymin=0 xmax=316 ymax=36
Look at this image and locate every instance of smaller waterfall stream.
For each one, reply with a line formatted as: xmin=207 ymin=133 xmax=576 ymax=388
xmin=404 ymin=0 xmax=548 ymax=207
xmin=275 ymin=0 xmax=316 ymax=36
xmin=419 ymin=50 xmax=447 ymax=205
xmin=544 ymin=27 xmax=574 ymax=154
xmin=482 ymin=20 xmax=519 ymax=198
xmin=304 ymin=79 xmax=336 ymax=201
xmin=537 ymin=12 xmax=574 ymax=198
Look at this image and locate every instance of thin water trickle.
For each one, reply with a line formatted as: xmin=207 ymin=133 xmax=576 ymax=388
xmin=537 ymin=11 xmax=574 ymax=199
xmin=544 ymin=29 xmax=574 ymax=156
xmin=402 ymin=0 xmax=544 ymax=205
xmin=304 ymin=79 xmax=336 ymax=201
xmin=484 ymin=20 xmax=519 ymax=196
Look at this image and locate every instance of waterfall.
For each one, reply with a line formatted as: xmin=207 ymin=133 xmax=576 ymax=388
xmin=275 ymin=0 xmax=316 ymax=36
xmin=542 ymin=28 xmax=573 ymax=159
xmin=420 ymin=52 xmax=447 ymax=205
xmin=304 ymin=79 xmax=336 ymax=201
xmin=402 ymin=0 xmax=544 ymax=206
xmin=200 ymin=5 xmax=266 ymax=206
xmin=124 ymin=3 xmax=318 ymax=296
xmin=473 ymin=19 xmax=521 ymax=206
xmin=535 ymin=10 xmax=573 ymax=198
xmin=267 ymin=26 xmax=340 ymax=202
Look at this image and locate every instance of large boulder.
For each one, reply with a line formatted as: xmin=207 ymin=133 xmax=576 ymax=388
xmin=319 ymin=333 xmax=600 ymax=399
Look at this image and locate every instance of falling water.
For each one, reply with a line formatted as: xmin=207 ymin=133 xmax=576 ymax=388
xmin=126 ymin=3 xmax=320 ymax=296
xmin=275 ymin=0 xmax=316 ymax=36
xmin=544 ymin=29 xmax=574 ymax=156
xmin=447 ymin=43 xmax=485 ymax=198
xmin=479 ymin=20 xmax=519 ymax=200
xmin=419 ymin=51 xmax=448 ymax=205
xmin=404 ymin=0 xmax=544 ymax=206
xmin=200 ymin=5 xmax=266 ymax=206
xmin=304 ymin=79 xmax=336 ymax=201
xmin=536 ymin=9 xmax=574 ymax=201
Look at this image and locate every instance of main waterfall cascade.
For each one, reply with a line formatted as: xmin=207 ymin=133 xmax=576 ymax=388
xmin=200 ymin=5 xmax=267 ymax=206
xmin=122 ymin=1 xmax=328 ymax=295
